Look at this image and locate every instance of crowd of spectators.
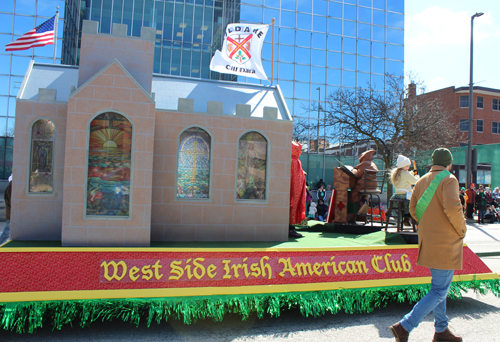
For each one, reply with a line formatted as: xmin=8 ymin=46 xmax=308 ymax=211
xmin=460 ymin=184 xmax=500 ymax=224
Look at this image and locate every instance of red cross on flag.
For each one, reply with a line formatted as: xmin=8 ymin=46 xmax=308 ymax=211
xmin=210 ymin=23 xmax=269 ymax=80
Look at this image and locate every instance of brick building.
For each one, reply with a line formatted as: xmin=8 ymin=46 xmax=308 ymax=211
xmin=410 ymin=84 xmax=500 ymax=147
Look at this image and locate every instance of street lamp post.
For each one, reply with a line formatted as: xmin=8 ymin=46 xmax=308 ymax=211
xmin=467 ymin=12 xmax=483 ymax=187
xmin=317 ymin=87 xmax=321 ymax=153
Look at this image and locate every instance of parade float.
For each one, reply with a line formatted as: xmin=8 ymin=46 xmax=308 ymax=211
xmin=1 ymin=20 xmax=498 ymax=333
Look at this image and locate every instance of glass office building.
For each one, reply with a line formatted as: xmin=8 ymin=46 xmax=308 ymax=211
xmin=238 ymin=0 xmax=404 ymax=188
xmin=63 ymin=0 xmax=240 ymax=81
xmin=0 ymin=0 xmax=66 ymax=179
xmin=1 ymin=0 xmax=404 ymax=183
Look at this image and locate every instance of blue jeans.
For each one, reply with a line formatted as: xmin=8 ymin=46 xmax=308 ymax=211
xmin=478 ymin=210 xmax=485 ymax=222
xmin=400 ymin=268 xmax=454 ymax=333
xmin=0 ymin=220 xmax=10 ymax=245
xmin=318 ymin=215 xmax=325 ymax=222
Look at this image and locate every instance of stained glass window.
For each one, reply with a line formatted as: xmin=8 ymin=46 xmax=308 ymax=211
xmin=29 ymin=119 xmax=56 ymax=193
xmin=87 ymin=112 xmax=132 ymax=216
xmin=177 ymin=127 xmax=211 ymax=198
xmin=236 ymin=132 xmax=267 ymax=200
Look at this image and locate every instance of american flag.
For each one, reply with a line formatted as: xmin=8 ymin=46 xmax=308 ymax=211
xmin=5 ymin=15 xmax=56 ymax=52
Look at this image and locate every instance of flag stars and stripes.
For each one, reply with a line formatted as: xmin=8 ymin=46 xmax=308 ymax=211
xmin=5 ymin=15 xmax=56 ymax=52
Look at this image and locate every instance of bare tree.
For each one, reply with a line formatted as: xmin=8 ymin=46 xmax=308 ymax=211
xmin=319 ymin=74 xmax=464 ymax=196
xmin=292 ymin=118 xmax=309 ymax=142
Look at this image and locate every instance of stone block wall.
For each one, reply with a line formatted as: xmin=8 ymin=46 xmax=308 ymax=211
xmin=151 ymin=101 xmax=293 ymax=242
xmin=10 ymin=94 xmax=67 ymax=240
xmin=78 ymin=20 xmax=154 ymax=94
xmin=60 ymin=61 xmax=156 ymax=247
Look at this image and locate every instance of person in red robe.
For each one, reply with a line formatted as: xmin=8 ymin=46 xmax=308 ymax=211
xmin=289 ymin=141 xmax=306 ymax=237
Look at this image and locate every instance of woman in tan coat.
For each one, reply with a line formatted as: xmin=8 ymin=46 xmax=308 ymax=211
xmin=390 ymin=148 xmax=466 ymax=342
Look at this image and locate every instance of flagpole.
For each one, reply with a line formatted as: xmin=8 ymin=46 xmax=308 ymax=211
xmin=53 ymin=7 xmax=59 ymax=64
xmin=271 ymin=18 xmax=275 ymax=84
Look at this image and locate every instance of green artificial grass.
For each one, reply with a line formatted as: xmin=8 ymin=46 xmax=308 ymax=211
xmin=1 ymin=226 xmax=406 ymax=249
xmin=1 ymin=278 xmax=499 ymax=334
xmin=2 ymin=230 xmax=406 ymax=250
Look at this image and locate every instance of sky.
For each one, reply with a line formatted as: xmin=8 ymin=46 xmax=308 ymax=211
xmin=405 ymin=0 xmax=500 ymax=93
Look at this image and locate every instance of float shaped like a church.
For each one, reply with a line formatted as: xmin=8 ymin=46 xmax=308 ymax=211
xmin=0 ymin=20 xmax=498 ymax=333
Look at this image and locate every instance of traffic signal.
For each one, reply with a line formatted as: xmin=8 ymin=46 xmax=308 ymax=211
xmin=471 ymin=148 xmax=478 ymax=172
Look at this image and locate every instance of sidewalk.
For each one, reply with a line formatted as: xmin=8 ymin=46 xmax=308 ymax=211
xmin=463 ymin=219 xmax=500 ymax=256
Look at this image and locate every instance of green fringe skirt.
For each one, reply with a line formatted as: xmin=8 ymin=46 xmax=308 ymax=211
xmin=1 ymin=279 xmax=499 ymax=334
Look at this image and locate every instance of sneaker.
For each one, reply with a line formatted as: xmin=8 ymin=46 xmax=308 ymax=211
xmin=433 ymin=327 xmax=462 ymax=342
xmin=389 ymin=322 xmax=409 ymax=342
xmin=289 ymin=230 xmax=303 ymax=238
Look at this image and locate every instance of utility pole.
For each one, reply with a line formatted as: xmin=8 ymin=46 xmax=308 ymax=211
xmin=467 ymin=12 xmax=484 ymax=186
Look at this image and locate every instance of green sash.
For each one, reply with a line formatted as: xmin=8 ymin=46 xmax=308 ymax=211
xmin=415 ymin=169 xmax=451 ymax=223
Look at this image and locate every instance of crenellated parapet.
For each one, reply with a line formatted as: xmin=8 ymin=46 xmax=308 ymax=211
xmin=78 ymin=20 xmax=155 ymax=94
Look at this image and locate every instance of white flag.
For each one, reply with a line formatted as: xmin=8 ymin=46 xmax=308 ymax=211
xmin=210 ymin=23 xmax=269 ymax=80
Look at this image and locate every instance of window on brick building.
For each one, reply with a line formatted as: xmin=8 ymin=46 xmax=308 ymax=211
xmin=477 ymin=96 xmax=483 ymax=108
xmin=493 ymin=99 xmax=500 ymax=111
xmin=476 ymin=120 xmax=483 ymax=132
xmin=492 ymin=122 xmax=500 ymax=134
xmin=459 ymin=119 xmax=468 ymax=132
xmin=459 ymin=96 xmax=469 ymax=108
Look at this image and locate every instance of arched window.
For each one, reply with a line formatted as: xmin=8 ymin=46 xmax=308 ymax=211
xmin=29 ymin=119 xmax=56 ymax=193
xmin=236 ymin=132 xmax=267 ymax=200
xmin=87 ymin=112 xmax=133 ymax=216
xmin=176 ymin=127 xmax=211 ymax=199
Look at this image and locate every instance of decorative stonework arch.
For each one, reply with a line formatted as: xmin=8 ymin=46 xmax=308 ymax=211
xmin=175 ymin=125 xmax=213 ymax=200
xmin=85 ymin=111 xmax=134 ymax=217
xmin=28 ymin=118 xmax=57 ymax=195
xmin=235 ymin=130 xmax=269 ymax=202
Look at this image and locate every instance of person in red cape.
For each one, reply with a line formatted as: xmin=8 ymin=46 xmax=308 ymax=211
xmin=289 ymin=141 xmax=306 ymax=238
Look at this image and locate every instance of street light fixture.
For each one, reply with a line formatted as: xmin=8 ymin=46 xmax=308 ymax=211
xmin=467 ymin=12 xmax=483 ymax=187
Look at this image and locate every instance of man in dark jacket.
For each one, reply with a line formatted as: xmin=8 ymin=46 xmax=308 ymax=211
xmin=0 ymin=180 xmax=11 ymax=245
xmin=316 ymin=199 xmax=328 ymax=222
xmin=315 ymin=179 xmax=326 ymax=190
xmin=475 ymin=187 xmax=487 ymax=224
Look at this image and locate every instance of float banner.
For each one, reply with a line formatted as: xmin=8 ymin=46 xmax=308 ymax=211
xmin=210 ymin=23 xmax=269 ymax=80
xmin=0 ymin=246 xmax=495 ymax=302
